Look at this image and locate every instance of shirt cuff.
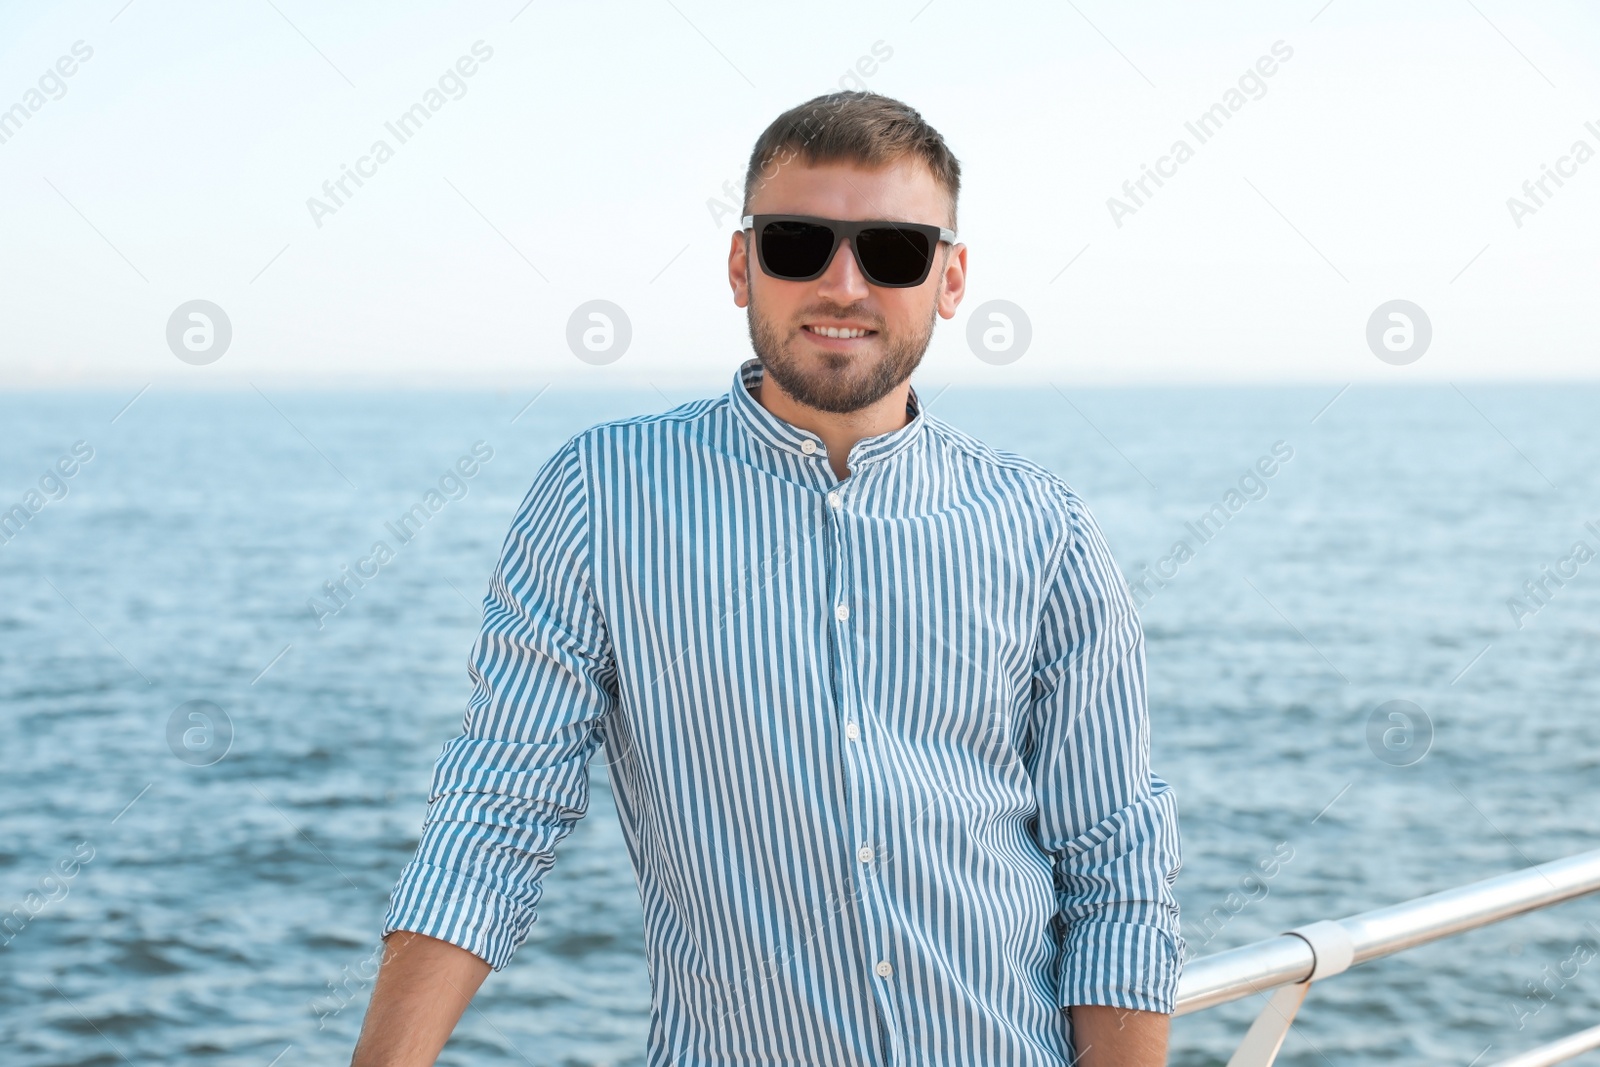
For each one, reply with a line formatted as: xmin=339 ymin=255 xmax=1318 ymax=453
xmin=381 ymin=859 xmax=537 ymax=972
xmin=1057 ymin=918 xmax=1185 ymax=1014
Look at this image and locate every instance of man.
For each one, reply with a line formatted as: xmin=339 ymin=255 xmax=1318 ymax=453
xmin=352 ymin=91 xmax=1184 ymax=1067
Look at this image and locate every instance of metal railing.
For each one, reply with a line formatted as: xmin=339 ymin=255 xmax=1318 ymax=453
xmin=1174 ymin=847 xmax=1600 ymax=1067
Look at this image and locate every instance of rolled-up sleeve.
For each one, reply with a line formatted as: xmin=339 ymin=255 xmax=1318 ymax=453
xmin=382 ymin=434 xmax=618 ymax=971
xmin=1028 ymin=487 xmax=1184 ymax=1014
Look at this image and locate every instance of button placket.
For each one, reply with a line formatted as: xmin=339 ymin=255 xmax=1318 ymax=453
xmin=831 ymin=479 xmax=857 ymax=741
xmin=822 ymin=465 xmax=898 ymax=1025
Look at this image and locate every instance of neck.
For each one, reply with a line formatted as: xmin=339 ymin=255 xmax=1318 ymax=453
xmin=754 ymin=372 xmax=912 ymax=482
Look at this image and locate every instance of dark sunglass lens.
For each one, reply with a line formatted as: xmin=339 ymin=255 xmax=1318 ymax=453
xmin=855 ymin=226 xmax=932 ymax=285
xmin=760 ymin=220 xmax=835 ymax=279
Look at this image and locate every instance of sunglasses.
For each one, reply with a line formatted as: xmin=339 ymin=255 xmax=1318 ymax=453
xmin=741 ymin=214 xmax=958 ymax=288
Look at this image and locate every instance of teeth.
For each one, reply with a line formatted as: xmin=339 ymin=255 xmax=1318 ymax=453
xmin=809 ymin=326 xmax=871 ymax=339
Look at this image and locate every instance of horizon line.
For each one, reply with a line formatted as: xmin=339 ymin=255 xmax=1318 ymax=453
xmin=5 ymin=375 xmax=1600 ymax=394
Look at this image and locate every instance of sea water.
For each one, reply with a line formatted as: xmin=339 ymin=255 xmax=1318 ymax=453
xmin=2 ymin=382 xmax=1596 ymax=1066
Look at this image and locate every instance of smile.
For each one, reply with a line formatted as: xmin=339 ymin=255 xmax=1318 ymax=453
xmin=802 ymin=324 xmax=877 ymax=340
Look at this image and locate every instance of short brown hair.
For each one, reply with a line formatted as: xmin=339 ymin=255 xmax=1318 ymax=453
xmin=742 ymin=91 xmax=962 ymax=231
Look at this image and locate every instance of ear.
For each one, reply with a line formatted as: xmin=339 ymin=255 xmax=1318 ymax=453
xmin=936 ymin=243 xmax=967 ymax=320
xmin=729 ymin=229 xmax=752 ymax=308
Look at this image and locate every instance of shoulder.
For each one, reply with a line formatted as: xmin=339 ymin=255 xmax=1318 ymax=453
xmin=562 ymin=394 xmax=727 ymax=459
xmin=527 ymin=394 xmax=729 ymax=477
xmin=509 ymin=395 xmax=724 ymax=511
xmin=921 ymin=413 xmax=1090 ymax=533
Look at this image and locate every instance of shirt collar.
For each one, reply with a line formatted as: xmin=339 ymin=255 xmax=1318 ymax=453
xmin=729 ymin=357 xmax=926 ymax=471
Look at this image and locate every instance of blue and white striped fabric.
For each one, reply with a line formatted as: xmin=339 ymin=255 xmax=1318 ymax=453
xmin=383 ymin=357 xmax=1184 ymax=1065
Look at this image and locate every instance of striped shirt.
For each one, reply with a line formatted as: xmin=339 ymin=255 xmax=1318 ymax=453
xmin=383 ymin=357 xmax=1184 ymax=1066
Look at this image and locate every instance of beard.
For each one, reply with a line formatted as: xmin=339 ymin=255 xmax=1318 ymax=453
xmin=745 ymin=265 xmax=939 ymax=415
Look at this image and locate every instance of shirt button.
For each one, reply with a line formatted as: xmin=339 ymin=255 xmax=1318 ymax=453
xmin=875 ymin=960 xmax=893 ymax=978
xmin=856 ymin=844 xmax=873 ymax=863
xmin=835 ymin=604 xmax=850 ymax=622
xmin=800 ymin=439 xmax=817 ymax=455
xmin=845 ymin=722 xmax=860 ymax=741
xmin=827 ymin=490 xmax=842 ymax=509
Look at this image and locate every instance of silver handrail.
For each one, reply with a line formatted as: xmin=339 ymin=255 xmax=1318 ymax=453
xmin=1174 ymin=848 xmax=1600 ymax=1067
xmin=1487 ymin=1023 xmax=1600 ymax=1067
xmin=1177 ymin=846 xmax=1600 ymax=1014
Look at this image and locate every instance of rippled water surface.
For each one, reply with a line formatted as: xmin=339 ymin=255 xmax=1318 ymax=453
xmin=2 ymin=382 xmax=1597 ymax=1066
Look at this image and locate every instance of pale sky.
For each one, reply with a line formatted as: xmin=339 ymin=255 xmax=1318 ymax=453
xmin=1 ymin=0 xmax=1597 ymax=389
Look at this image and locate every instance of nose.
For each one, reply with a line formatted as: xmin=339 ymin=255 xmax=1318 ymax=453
xmin=815 ymin=236 xmax=871 ymax=304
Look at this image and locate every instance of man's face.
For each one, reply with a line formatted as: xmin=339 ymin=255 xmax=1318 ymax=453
xmin=728 ymin=156 xmax=967 ymax=415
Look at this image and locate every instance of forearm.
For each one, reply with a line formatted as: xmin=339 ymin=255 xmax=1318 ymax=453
xmin=350 ymin=930 xmax=491 ymax=1067
xmin=1069 ymin=1005 xmax=1169 ymax=1067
